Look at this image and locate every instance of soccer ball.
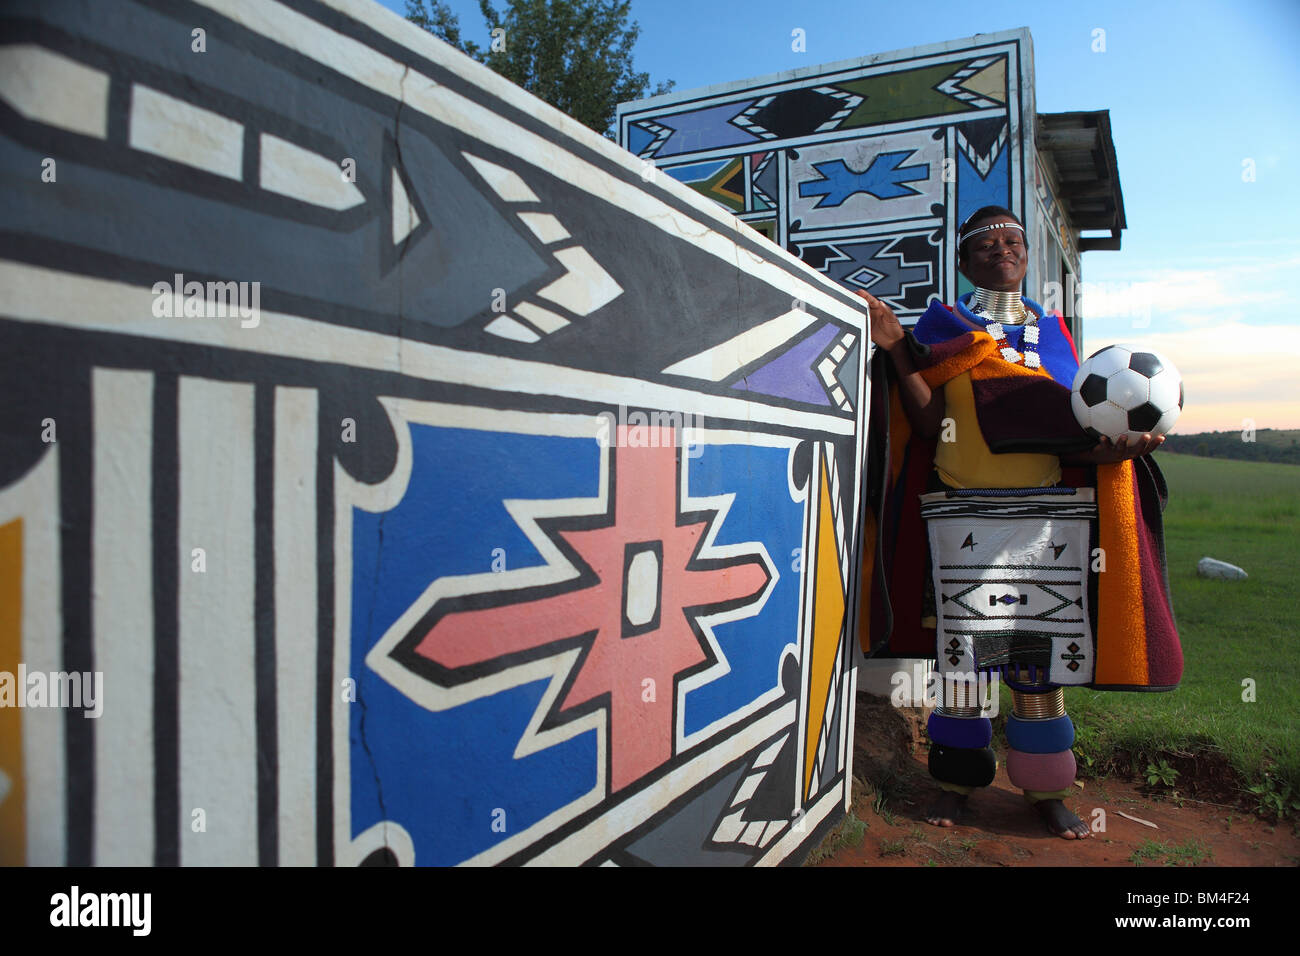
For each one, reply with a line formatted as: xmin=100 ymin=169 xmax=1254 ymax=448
xmin=1071 ymin=344 xmax=1183 ymax=443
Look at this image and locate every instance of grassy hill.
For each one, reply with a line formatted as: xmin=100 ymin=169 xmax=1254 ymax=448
xmin=1067 ymin=452 xmax=1300 ymax=816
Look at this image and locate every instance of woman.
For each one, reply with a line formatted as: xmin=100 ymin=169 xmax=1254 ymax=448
xmin=858 ymin=205 xmax=1179 ymax=840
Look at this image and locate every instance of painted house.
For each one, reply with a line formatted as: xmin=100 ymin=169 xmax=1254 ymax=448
xmin=0 ymin=0 xmax=868 ymax=866
xmin=618 ymin=27 xmax=1126 ymax=354
xmin=0 ymin=5 xmax=1127 ymax=869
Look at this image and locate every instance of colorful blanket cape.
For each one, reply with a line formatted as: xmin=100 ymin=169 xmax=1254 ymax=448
xmin=858 ymin=297 xmax=1183 ymax=691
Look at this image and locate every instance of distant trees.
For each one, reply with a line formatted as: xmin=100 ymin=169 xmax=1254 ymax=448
xmin=1162 ymin=429 xmax=1300 ymax=465
xmin=405 ymin=0 xmax=674 ymax=138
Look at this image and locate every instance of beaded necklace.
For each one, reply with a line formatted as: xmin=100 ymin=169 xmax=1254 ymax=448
xmin=965 ymin=288 xmax=1041 ymax=369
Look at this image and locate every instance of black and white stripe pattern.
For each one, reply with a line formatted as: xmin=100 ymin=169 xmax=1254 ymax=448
xmin=810 ymin=642 xmax=845 ymax=796
xmin=817 ymin=331 xmax=859 ymax=414
xmin=921 ymin=496 xmax=1098 ymax=521
xmin=956 ymin=123 xmax=1009 ymax=177
xmin=923 ymin=490 xmax=1096 ymax=684
xmin=733 ymin=87 xmax=866 ymax=141
xmin=709 ymin=732 xmax=791 ymax=849
xmin=84 ymin=371 xmax=319 ymax=865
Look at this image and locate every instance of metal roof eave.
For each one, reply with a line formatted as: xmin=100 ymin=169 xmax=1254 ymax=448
xmin=1037 ymin=110 xmax=1126 ymax=252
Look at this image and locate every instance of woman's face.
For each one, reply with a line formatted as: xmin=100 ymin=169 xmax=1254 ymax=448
xmin=959 ymin=215 xmax=1028 ymax=292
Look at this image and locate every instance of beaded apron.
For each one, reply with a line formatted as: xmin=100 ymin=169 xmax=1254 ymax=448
xmin=920 ymin=488 xmax=1097 ymax=686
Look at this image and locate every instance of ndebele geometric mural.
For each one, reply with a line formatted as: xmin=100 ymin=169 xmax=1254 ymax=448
xmin=619 ymin=29 xmax=1040 ymax=321
xmin=0 ymin=0 xmax=868 ymax=865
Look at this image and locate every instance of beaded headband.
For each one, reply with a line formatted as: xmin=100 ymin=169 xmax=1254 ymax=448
xmin=958 ymin=221 xmax=1024 ymax=245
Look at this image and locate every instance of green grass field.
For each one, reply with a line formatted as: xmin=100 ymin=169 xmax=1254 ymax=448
xmin=1066 ymin=452 xmax=1300 ymax=814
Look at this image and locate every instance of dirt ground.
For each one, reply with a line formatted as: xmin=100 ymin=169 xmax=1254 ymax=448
xmin=810 ymin=693 xmax=1300 ymax=867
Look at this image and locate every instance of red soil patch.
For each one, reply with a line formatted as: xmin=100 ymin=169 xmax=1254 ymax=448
xmin=811 ymin=694 xmax=1300 ymax=867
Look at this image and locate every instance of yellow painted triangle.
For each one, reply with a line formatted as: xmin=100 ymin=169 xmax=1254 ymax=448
xmin=706 ymin=158 xmax=745 ymax=209
xmin=961 ymin=59 xmax=1006 ymax=104
xmin=0 ymin=519 xmax=25 ymax=865
xmin=802 ymin=454 xmax=846 ymax=801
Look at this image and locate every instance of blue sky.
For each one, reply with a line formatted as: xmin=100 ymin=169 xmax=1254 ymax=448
xmin=373 ymin=0 xmax=1300 ymax=431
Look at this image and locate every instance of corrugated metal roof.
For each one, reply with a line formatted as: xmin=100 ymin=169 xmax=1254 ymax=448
xmin=1037 ymin=110 xmax=1126 ymax=251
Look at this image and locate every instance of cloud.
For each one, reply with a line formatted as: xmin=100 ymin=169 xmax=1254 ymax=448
xmin=1083 ymin=322 xmax=1300 ymax=431
xmin=1171 ymin=400 xmax=1300 ymax=434
xmin=1063 ymin=252 xmax=1300 ymax=338
xmin=1045 ymin=246 xmax=1300 ymax=430
xmin=1074 ymin=263 xmax=1297 ymax=327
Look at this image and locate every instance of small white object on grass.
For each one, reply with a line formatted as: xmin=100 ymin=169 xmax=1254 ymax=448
xmin=1197 ymin=557 xmax=1248 ymax=580
xmin=1117 ymin=810 xmax=1159 ymax=830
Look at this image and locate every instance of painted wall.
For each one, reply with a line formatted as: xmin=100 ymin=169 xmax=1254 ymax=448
xmin=0 ymin=0 xmax=869 ymax=865
xmin=618 ymin=28 xmax=1056 ymax=324
xmin=1031 ymin=152 xmax=1085 ymax=348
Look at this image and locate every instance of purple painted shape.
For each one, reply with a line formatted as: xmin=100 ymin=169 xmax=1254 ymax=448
xmin=732 ymin=323 xmax=839 ymax=405
xmin=655 ymin=102 xmax=760 ymax=157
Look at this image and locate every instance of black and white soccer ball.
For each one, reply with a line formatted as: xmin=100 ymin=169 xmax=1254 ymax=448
xmin=1071 ymin=343 xmax=1183 ymax=443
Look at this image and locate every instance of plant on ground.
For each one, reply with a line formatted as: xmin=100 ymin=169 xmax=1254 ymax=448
xmin=803 ymin=811 xmax=867 ymax=864
xmin=1129 ymin=839 xmax=1214 ymax=867
xmin=1245 ymin=774 xmax=1300 ymax=821
xmin=1145 ymin=758 xmax=1179 ymax=790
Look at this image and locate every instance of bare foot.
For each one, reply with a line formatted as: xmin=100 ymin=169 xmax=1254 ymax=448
xmin=1036 ymin=799 xmax=1090 ymax=839
xmin=925 ymin=790 xmax=968 ymax=827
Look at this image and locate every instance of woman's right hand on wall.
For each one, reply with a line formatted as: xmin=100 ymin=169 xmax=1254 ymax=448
xmin=854 ymin=290 xmax=906 ymax=351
